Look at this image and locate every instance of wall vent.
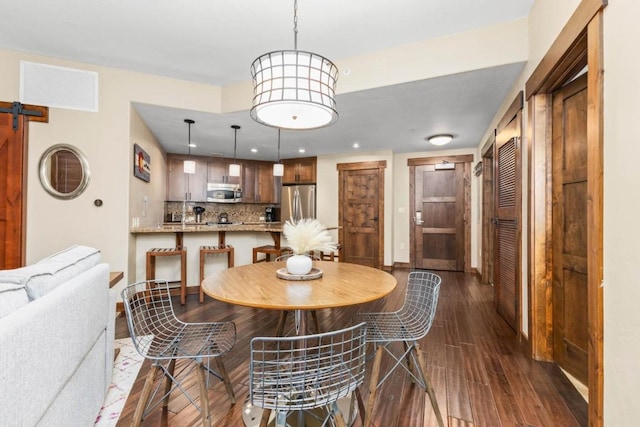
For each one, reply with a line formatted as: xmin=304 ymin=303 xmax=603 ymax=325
xmin=20 ymin=61 xmax=98 ymax=112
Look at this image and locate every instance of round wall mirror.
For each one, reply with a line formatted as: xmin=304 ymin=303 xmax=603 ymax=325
xmin=38 ymin=144 xmax=91 ymax=200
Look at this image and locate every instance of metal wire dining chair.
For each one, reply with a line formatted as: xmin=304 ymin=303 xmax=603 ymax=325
xmin=121 ymin=280 xmax=236 ymax=427
xmin=249 ymin=322 xmax=368 ymax=427
xmin=354 ymin=271 xmax=444 ymax=427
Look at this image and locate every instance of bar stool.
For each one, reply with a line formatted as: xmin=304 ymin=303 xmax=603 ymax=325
xmin=318 ymin=243 xmax=342 ymax=261
xmin=146 ymin=247 xmax=187 ymax=305
xmin=252 ymin=245 xmax=289 ymax=263
xmin=199 ymin=244 xmax=234 ymax=303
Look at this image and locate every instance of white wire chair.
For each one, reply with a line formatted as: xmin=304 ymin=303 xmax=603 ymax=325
xmin=249 ymin=322 xmax=368 ymax=427
xmin=121 ymin=280 xmax=236 ymax=427
xmin=354 ymin=271 xmax=444 ymax=427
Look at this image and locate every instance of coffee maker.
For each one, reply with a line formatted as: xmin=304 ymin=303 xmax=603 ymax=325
xmin=265 ymin=206 xmax=276 ymax=222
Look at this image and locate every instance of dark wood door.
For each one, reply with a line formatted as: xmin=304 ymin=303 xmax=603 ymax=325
xmin=552 ymin=74 xmax=588 ymax=384
xmin=481 ymin=144 xmax=495 ymax=285
xmin=338 ymin=162 xmax=385 ymax=269
xmin=412 ymin=162 xmax=465 ymax=271
xmin=0 ymin=102 xmax=47 ymax=269
xmin=493 ymin=133 xmax=520 ymax=331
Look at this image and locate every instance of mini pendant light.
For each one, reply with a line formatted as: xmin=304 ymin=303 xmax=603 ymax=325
xmin=183 ymin=119 xmax=196 ymax=174
xmin=229 ymin=125 xmax=241 ymax=177
xmin=273 ymin=129 xmax=284 ymax=177
xmin=250 ymin=0 xmax=338 ymax=130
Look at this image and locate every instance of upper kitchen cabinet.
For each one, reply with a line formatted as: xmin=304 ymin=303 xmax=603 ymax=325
xmin=242 ymin=160 xmax=279 ymax=203
xmin=282 ymin=157 xmax=316 ymax=184
xmin=207 ymin=157 xmax=242 ymax=185
xmin=166 ymin=154 xmax=208 ymax=201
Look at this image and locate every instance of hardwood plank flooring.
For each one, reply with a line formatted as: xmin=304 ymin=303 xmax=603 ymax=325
xmin=115 ymin=269 xmax=587 ymax=426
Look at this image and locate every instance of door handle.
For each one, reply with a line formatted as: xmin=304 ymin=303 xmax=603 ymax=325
xmin=414 ymin=211 xmax=424 ymax=225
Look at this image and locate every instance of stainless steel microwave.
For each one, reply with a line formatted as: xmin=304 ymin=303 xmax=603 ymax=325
xmin=207 ymin=183 xmax=242 ymax=203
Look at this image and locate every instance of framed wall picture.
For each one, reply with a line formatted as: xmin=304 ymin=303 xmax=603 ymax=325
xmin=133 ymin=144 xmax=150 ymax=182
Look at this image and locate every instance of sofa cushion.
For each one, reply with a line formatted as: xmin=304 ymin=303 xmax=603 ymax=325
xmin=0 ymin=279 xmax=29 ymax=319
xmin=0 ymin=245 xmax=101 ymax=300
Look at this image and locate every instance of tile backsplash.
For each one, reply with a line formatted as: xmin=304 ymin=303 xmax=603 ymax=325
xmin=164 ymin=201 xmax=278 ymax=224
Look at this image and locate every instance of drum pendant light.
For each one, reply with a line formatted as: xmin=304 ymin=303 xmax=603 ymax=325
xmin=183 ymin=119 xmax=196 ymax=174
xmin=250 ymin=0 xmax=338 ymax=130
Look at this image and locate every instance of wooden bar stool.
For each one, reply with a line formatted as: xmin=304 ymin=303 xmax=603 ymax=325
xmin=252 ymin=245 xmax=289 ymax=263
xmin=146 ymin=247 xmax=187 ymax=305
xmin=199 ymin=245 xmax=234 ymax=303
xmin=319 ymin=243 xmax=342 ymax=261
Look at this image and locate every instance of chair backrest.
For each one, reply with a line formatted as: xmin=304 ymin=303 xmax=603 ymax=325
xmin=397 ymin=271 xmax=442 ymax=340
xmin=121 ymin=280 xmax=184 ymax=359
xmin=250 ymin=322 xmax=367 ymax=411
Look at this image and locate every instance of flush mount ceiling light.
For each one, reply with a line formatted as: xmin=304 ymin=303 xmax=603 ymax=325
xmin=427 ymin=134 xmax=453 ymax=146
xmin=229 ymin=125 xmax=241 ymax=177
xmin=183 ymin=119 xmax=196 ymax=174
xmin=273 ymin=129 xmax=284 ymax=177
xmin=250 ymin=0 xmax=339 ymax=130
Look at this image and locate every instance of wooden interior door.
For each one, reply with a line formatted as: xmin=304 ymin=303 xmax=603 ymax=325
xmin=493 ymin=134 xmax=520 ymax=331
xmin=552 ymin=74 xmax=589 ymax=384
xmin=409 ymin=155 xmax=472 ymax=271
xmin=481 ymin=141 xmax=495 ymax=285
xmin=337 ymin=161 xmax=385 ymax=269
xmin=491 ymin=94 xmax=523 ymax=333
xmin=0 ymin=102 xmax=48 ymax=269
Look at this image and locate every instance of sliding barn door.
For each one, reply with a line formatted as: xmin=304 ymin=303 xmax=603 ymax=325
xmin=0 ymin=102 xmax=47 ymax=269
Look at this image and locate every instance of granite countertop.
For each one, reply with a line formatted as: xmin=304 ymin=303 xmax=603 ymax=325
xmin=131 ymin=222 xmax=282 ymax=233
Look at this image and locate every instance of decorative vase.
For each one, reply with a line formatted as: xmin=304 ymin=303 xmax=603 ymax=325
xmin=286 ymin=254 xmax=313 ymax=275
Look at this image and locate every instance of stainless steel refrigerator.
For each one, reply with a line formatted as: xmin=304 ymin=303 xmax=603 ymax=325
xmin=281 ymin=184 xmax=316 ymax=222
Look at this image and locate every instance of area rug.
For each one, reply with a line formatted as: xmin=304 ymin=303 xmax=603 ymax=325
xmin=94 ymin=338 xmax=144 ymax=426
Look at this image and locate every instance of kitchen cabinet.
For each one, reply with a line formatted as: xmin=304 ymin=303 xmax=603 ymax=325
xmin=243 ymin=160 xmax=280 ymax=203
xmin=166 ymin=155 xmax=208 ymax=201
xmin=282 ymin=157 xmax=316 ymax=184
xmin=207 ymin=157 xmax=241 ymax=185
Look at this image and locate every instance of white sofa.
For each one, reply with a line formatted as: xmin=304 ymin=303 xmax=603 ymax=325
xmin=0 ymin=245 xmax=114 ymax=427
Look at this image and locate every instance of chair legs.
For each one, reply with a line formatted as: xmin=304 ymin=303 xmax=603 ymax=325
xmin=215 ymin=357 xmax=236 ymax=404
xmin=413 ymin=343 xmax=445 ymax=427
xmin=364 ymin=343 xmax=444 ymax=427
xmin=195 ymin=361 xmax=212 ymax=427
xmin=132 ymin=357 xmax=233 ymax=427
xmin=132 ymin=364 xmax=163 ymax=427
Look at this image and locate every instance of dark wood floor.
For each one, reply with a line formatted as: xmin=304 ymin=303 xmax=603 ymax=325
xmin=114 ymin=269 xmax=587 ymax=426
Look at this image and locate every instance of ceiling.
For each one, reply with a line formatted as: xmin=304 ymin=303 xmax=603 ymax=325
xmin=1 ymin=0 xmax=533 ymax=161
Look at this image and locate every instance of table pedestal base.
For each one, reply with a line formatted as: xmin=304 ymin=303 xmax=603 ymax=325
xmin=242 ymin=396 xmax=357 ymax=427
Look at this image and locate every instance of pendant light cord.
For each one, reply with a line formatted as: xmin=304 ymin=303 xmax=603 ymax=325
xmin=293 ymin=0 xmax=298 ymax=50
xmin=277 ymin=129 xmax=281 ymax=163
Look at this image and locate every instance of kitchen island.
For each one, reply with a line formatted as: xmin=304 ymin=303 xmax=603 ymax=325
xmin=130 ymin=222 xmax=283 ymax=293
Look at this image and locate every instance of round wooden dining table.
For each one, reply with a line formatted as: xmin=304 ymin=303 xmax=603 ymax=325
xmin=201 ymin=260 xmax=397 ymax=336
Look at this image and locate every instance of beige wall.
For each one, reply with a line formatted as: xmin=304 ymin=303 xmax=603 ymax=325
xmin=0 ymin=49 xmax=222 ymax=292
xmin=128 ymin=108 xmax=168 ymax=289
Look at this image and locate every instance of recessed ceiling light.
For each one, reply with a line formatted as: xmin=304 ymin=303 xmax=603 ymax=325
xmin=188 ymin=143 xmax=197 ymax=148
xmin=298 ymin=148 xmax=306 ymax=153
xmin=426 ymin=134 xmax=453 ymax=146
xmin=352 ymin=142 xmax=360 ymax=149
xmin=251 ymin=148 xmax=258 ymax=153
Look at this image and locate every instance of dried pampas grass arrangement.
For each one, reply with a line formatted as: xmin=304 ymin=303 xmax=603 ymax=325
xmin=283 ymin=219 xmax=336 ymax=255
